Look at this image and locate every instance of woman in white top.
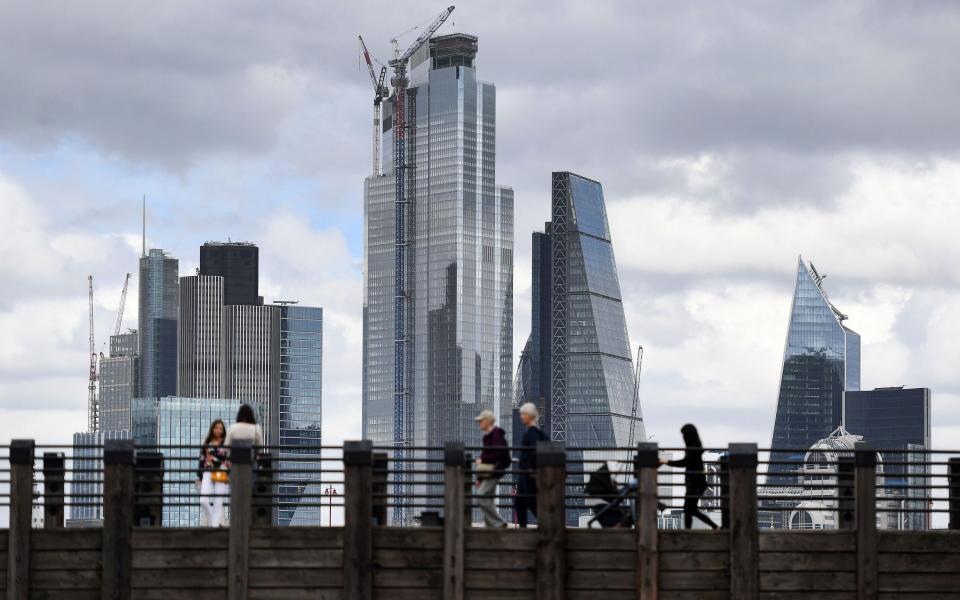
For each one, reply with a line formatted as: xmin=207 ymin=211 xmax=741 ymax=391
xmin=225 ymin=404 xmax=264 ymax=448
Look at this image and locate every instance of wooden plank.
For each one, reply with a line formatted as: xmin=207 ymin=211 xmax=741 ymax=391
xmin=31 ymin=530 xmax=102 ymax=551
xmin=465 ymin=569 xmax=535 ymax=590
xmin=567 ymin=592 xmax=641 ymax=600
xmin=131 ymin=568 xmax=227 ymax=589
xmin=728 ymin=444 xmax=759 ymax=600
xmin=132 ymin=528 xmax=228 ymax=549
xmin=464 ymin=528 xmax=537 ymax=550
xmin=878 ymin=595 xmax=960 ymax=600
xmin=102 ymin=441 xmax=135 ymax=600
xmin=568 ymin=570 xmax=635 ymax=590
xmin=856 ymin=456 xmax=878 ymax=599
xmin=660 ymin=531 xmax=729 ymax=552
xmin=247 ymin=548 xmax=342 ymax=568
xmin=249 ymin=590 xmax=342 ymax=600
xmin=373 ymin=568 xmax=443 ymax=589
xmin=249 ymin=526 xmax=343 ymax=549
xmin=877 ymin=531 xmax=960 ymax=553
xmin=134 ymin=549 xmax=226 ymax=569
xmin=660 ymin=593 xmax=729 ymax=600
xmin=535 ymin=442 xmax=566 ymax=600
xmin=759 ymin=571 xmax=856 ymax=592
xmin=343 ymin=441 xmax=373 ymax=600
xmin=228 ymin=450 xmax=253 ymax=600
xmin=370 ymin=590 xmax=441 ymax=600
xmin=636 ymin=447 xmax=659 ymax=600
xmin=130 ymin=591 xmax=228 ymax=600
xmin=758 ymin=531 xmax=856 ymax=553
xmin=759 ymin=551 xmax=856 ymax=572
xmin=375 ymin=548 xmax=443 ymax=569
xmin=566 ymin=529 xmax=634 ymax=551
xmin=877 ymin=573 xmax=960 ymax=592
xmin=248 ymin=568 xmax=343 ymax=588
xmin=29 ymin=569 xmax=102 ymax=590
xmin=464 ymin=591 xmax=536 ymax=600
xmin=28 ymin=591 xmax=101 ymax=600
xmin=659 ymin=570 xmax=729 ymax=591
xmin=660 ymin=551 xmax=729 ymax=571
xmin=29 ymin=550 xmax=100 ymax=570
xmin=443 ymin=449 xmax=465 ymax=600
xmin=877 ymin=553 xmax=960 ymax=572
xmin=374 ymin=528 xmax=444 ymax=550
xmin=465 ymin=550 xmax=535 ymax=570
xmin=8 ymin=441 xmax=33 ymax=600
xmin=759 ymin=594 xmax=857 ymax=600
xmin=567 ymin=550 xmax=635 ymax=571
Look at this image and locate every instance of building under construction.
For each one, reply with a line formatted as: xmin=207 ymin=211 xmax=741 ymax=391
xmin=361 ymin=28 xmax=514 ymax=458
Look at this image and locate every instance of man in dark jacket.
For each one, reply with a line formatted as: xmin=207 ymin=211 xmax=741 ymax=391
xmin=515 ymin=402 xmax=548 ymax=527
xmin=475 ymin=409 xmax=511 ymax=528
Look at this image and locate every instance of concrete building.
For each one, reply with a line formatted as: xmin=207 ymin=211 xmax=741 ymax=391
xmin=98 ymin=330 xmax=139 ymax=433
xmin=177 ymin=274 xmax=224 ymax=398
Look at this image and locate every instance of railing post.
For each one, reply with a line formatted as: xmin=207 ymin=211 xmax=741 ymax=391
xmin=42 ymin=451 xmax=65 ymax=529
xmin=228 ymin=440 xmax=253 ymax=600
xmin=838 ymin=455 xmax=855 ymax=530
xmin=8 ymin=439 xmax=35 ymax=600
xmin=102 ymin=438 xmax=135 ymax=600
xmin=535 ymin=441 xmax=566 ymax=600
xmin=855 ymin=442 xmax=878 ymax=600
xmin=948 ymin=457 xmax=960 ymax=531
xmin=254 ymin=451 xmax=276 ymax=526
xmin=343 ymin=440 xmax=373 ymax=600
xmin=635 ymin=442 xmax=658 ymax=600
xmin=728 ymin=443 xmax=758 ymax=600
xmin=134 ymin=450 xmax=163 ymax=527
xmin=717 ymin=454 xmax=729 ymax=529
xmin=372 ymin=451 xmax=388 ymax=525
xmin=443 ymin=442 xmax=465 ymax=600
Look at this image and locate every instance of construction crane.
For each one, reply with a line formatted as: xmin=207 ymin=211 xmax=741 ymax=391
xmin=388 ymin=5 xmax=455 ymax=524
xmin=627 ymin=345 xmax=644 ymax=448
xmin=87 ymin=275 xmax=99 ymax=433
xmin=358 ymin=35 xmax=389 ymax=176
xmin=113 ymin=273 xmax=131 ymax=336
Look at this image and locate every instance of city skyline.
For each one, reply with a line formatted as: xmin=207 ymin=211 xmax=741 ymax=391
xmin=1 ymin=2 xmax=959 ymax=454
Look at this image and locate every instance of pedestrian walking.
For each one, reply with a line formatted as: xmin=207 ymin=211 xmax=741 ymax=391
xmin=515 ymin=402 xmax=548 ymax=528
xmin=225 ymin=404 xmax=264 ymax=448
xmin=197 ymin=419 xmax=229 ymax=527
xmin=474 ymin=409 xmax=511 ymax=528
xmin=660 ymin=423 xmax=719 ymax=529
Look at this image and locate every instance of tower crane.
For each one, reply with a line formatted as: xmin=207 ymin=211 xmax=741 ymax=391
xmin=358 ymin=35 xmax=389 ymax=176
xmin=87 ymin=275 xmax=99 ymax=433
xmin=113 ymin=273 xmax=131 ymax=336
xmin=627 ymin=345 xmax=644 ymax=448
xmin=387 ymin=5 xmax=455 ymax=524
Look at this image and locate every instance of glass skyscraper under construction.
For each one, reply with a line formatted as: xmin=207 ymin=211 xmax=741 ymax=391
xmin=362 ymin=33 xmax=513 ymax=450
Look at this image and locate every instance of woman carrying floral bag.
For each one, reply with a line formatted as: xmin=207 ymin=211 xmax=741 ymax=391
xmin=197 ymin=419 xmax=230 ymax=527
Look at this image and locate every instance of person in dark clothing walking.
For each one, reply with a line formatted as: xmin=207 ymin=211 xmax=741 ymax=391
xmin=515 ymin=402 xmax=548 ymax=528
xmin=475 ymin=409 xmax=512 ymax=527
xmin=660 ymin=423 xmax=719 ymax=530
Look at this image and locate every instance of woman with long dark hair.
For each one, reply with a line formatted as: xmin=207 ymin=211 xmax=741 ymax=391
xmin=660 ymin=423 xmax=719 ymax=530
xmin=225 ymin=404 xmax=264 ymax=448
xmin=197 ymin=419 xmax=229 ymax=527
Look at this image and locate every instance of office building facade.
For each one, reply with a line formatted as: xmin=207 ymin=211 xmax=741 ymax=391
xmin=222 ymin=304 xmax=281 ymax=442
xmin=99 ymin=330 xmax=139 ymax=433
xmin=844 ymin=387 xmax=932 ymax=529
xmin=200 ymin=242 xmax=261 ymax=306
xmin=138 ymin=249 xmax=178 ymax=398
xmin=276 ymin=304 xmax=323 ymax=526
xmin=177 ymin=275 xmax=224 ymax=398
xmin=68 ymin=430 xmax=132 ymax=525
xmin=516 ymin=173 xmax=643 ymax=447
xmin=362 ymin=33 xmax=513 ymax=449
xmin=769 ymin=259 xmax=860 ymax=483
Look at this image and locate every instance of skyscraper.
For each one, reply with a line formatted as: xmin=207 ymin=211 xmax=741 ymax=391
xmin=362 ymin=33 xmax=513 ymax=448
xmin=276 ymin=304 xmax=323 ymax=526
xmin=200 ymin=241 xmax=261 ymax=306
xmin=138 ymin=249 xmax=178 ymax=398
xmin=516 ymin=172 xmax=644 ymax=447
xmin=176 ymin=275 xmax=224 ymax=398
xmin=222 ymin=303 xmax=281 ymax=441
xmin=98 ymin=330 xmax=139 ymax=433
xmin=769 ymin=258 xmax=860 ymax=482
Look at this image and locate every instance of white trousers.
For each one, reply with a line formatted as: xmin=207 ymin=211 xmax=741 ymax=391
xmin=200 ymin=471 xmax=229 ymax=527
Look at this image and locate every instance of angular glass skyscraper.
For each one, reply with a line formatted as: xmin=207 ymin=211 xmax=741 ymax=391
xmin=769 ymin=258 xmax=860 ymax=482
xmin=516 ymin=172 xmax=644 ymax=447
xmin=362 ymin=33 xmax=513 ymax=449
xmin=138 ymin=249 xmax=178 ymax=398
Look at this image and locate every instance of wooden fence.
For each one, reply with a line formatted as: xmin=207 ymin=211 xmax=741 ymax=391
xmin=3 ymin=439 xmax=960 ymax=600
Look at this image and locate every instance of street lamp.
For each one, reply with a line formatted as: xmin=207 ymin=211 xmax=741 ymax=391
xmin=323 ymin=485 xmax=336 ymax=527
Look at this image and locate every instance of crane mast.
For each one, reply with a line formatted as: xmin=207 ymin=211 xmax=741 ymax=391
xmin=387 ymin=5 xmax=455 ymax=524
xmin=627 ymin=345 xmax=644 ymax=448
xmin=358 ymin=35 xmax=388 ymax=176
xmin=113 ymin=273 xmax=131 ymax=336
xmin=87 ymin=275 xmax=98 ymax=433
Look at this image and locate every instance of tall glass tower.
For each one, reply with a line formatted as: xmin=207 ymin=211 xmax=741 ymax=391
xmin=362 ymin=33 xmax=513 ymax=449
xmin=516 ymin=172 xmax=644 ymax=447
xmin=138 ymin=249 xmax=178 ymax=398
xmin=769 ymin=258 xmax=860 ymax=482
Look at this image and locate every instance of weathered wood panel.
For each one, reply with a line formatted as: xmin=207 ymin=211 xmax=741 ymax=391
xmin=567 ymin=528 xmax=633 ymax=551
xmin=28 ymin=591 xmax=101 ymax=600
xmin=660 ymin=550 xmax=728 ymax=571
xmin=27 ymin=529 xmax=102 ymax=596
xmin=568 ymin=549 xmax=635 ymax=570
xmin=374 ymin=527 xmax=443 ymax=550
xmin=465 ymin=528 xmax=536 ymax=550
xmin=877 ymin=572 xmax=960 ymax=593
xmin=877 ymin=552 xmax=960 ymax=572
xmin=466 ymin=549 xmax=535 ymax=571
xmin=659 ymin=570 xmax=729 ymax=592
xmin=759 ymin=530 xmax=856 ymax=552
xmin=132 ymin=528 xmax=228 ymax=549
xmin=660 ymin=530 xmax=729 ymax=552
xmin=877 ymin=530 xmax=960 ymax=553
xmin=248 ymin=568 xmax=342 ymax=588
xmin=30 ymin=529 xmax=101 ymax=551
xmin=759 ymin=571 xmax=856 ymax=592
xmin=249 ymin=591 xmax=342 ymax=600
xmin=760 ymin=551 xmax=856 ymax=572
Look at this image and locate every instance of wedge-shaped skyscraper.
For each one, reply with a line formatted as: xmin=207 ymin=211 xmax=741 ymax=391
xmin=769 ymin=258 xmax=860 ymax=482
xmin=516 ymin=172 xmax=644 ymax=447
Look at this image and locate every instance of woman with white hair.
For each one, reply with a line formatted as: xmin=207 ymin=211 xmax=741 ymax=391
xmin=515 ymin=402 xmax=548 ymax=527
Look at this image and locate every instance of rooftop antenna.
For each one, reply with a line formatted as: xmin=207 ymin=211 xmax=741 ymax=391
xmin=141 ymin=194 xmax=146 ymax=258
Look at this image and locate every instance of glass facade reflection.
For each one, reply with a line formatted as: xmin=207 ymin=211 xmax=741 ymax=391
xmin=517 ymin=173 xmax=644 ymax=447
xmin=99 ymin=330 xmax=139 ymax=433
xmin=362 ymin=33 xmax=513 ymax=451
xmin=68 ymin=430 xmax=131 ymax=525
xmin=769 ymin=259 xmax=860 ymax=484
xmin=276 ymin=305 xmax=323 ymax=526
xmin=138 ymin=249 xmax=178 ymax=398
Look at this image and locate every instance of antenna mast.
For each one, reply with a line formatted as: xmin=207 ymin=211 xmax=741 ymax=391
xmin=87 ymin=275 xmax=99 ymax=433
xmin=141 ymin=195 xmax=146 ymax=258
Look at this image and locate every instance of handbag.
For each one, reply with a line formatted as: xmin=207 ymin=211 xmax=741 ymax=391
xmin=476 ymin=463 xmax=495 ymax=480
xmin=211 ymin=469 xmax=229 ymax=484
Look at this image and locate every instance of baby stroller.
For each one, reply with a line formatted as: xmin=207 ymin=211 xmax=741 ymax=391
xmin=584 ymin=464 xmax=636 ymax=528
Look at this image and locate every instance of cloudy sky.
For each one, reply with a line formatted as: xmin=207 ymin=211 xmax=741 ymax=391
xmin=1 ymin=0 xmax=959 ymax=453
